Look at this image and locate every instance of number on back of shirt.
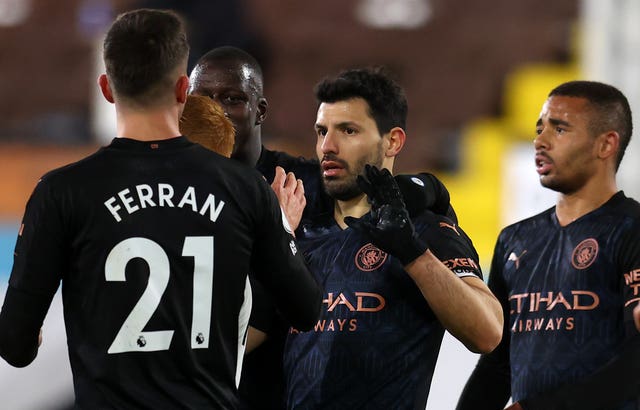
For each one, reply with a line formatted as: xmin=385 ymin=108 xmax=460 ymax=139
xmin=104 ymin=236 xmax=214 ymax=353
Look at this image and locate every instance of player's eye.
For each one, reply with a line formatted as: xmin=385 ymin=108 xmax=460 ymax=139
xmin=222 ymin=95 xmax=245 ymax=105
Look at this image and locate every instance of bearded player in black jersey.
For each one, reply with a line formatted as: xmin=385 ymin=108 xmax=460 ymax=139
xmin=188 ymin=46 xmax=462 ymax=409
xmin=0 ymin=9 xmax=321 ymax=409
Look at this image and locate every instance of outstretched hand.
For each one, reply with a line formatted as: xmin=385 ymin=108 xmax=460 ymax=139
xmin=344 ymin=164 xmax=428 ymax=265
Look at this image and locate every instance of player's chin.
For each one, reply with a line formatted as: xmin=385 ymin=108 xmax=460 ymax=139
xmin=321 ymin=179 xmax=341 ymax=194
xmin=323 ymin=180 xmax=360 ymax=201
xmin=539 ymin=177 xmax=569 ymax=194
xmin=322 ymin=174 xmax=349 ymax=186
xmin=538 ymin=174 xmax=554 ymax=188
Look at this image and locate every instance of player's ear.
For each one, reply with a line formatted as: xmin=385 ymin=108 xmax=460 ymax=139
xmin=256 ymin=97 xmax=268 ymax=125
xmin=98 ymin=74 xmax=114 ymax=104
xmin=175 ymin=75 xmax=189 ymax=104
xmin=597 ymin=130 xmax=619 ymax=160
xmin=385 ymin=127 xmax=405 ymax=158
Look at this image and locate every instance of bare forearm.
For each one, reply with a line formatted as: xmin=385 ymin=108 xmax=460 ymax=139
xmin=405 ymin=251 xmax=503 ymax=353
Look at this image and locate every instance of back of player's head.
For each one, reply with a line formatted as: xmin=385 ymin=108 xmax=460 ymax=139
xmin=314 ymin=67 xmax=407 ymax=135
xmin=103 ymin=9 xmax=189 ymax=106
xmin=549 ymin=80 xmax=633 ymax=170
xmin=180 ymin=95 xmax=235 ymax=158
xmin=194 ymin=46 xmax=264 ymax=95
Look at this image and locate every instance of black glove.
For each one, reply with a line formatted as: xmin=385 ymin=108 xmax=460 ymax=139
xmin=344 ymin=164 xmax=428 ymax=265
xmin=394 ymin=173 xmax=457 ymax=221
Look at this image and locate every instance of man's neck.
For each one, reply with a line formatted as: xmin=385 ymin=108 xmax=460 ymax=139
xmin=334 ymin=194 xmax=371 ymax=229
xmin=116 ymin=108 xmax=181 ymax=141
xmin=555 ymin=177 xmax=618 ymax=226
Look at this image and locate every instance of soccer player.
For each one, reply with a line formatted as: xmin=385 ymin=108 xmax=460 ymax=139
xmin=282 ymin=67 xmax=503 ymax=409
xmin=180 ymin=94 xmax=235 ymax=158
xmin=188 ymin=47 xmax=458 ymax=409
xmin=188 ymin=46 xmax=455 ymax=224
xmin=457 ymin=81 xmax=640 ymax=410
xmin=0 ymin=9 xmax=321 ymax=409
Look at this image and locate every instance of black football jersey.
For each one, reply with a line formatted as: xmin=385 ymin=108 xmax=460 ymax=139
xmin=243 ymin=147 xmax=459 ymax=410
xmin=240 ymin=148 xmax=327 ymax=409
xmin=284 ymin=210 xmax=482 ymax=409
xmin=3 ymin=137 xmax=321 ymax=409
xmin=491 ymin=192 xmax=640 ymax=408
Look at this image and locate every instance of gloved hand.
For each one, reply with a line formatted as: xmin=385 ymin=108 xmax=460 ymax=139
xmin=394 ymin=173 xmax=453 ymax=219
xmin=344 ymin=164 xmax=428 ymax=265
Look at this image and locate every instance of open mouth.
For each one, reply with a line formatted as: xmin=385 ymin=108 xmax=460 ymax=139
xmin=535 ymin=153 xmax=552 ymax=175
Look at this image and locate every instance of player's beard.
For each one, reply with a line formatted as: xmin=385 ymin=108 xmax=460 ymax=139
xmin=322 ymin=145 xmax=385 ymax=201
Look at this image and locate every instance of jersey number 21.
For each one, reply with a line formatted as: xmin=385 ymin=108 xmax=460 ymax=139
xmin=105 ymin=236 xmax=213 ymax=354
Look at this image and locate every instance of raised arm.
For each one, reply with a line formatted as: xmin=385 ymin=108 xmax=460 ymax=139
xmin=345 ymin=165 xmax=502 ymax=353
xmin=270 ymin=166 xmax=306 ymax=232
xmin=250 ymin=176 xmax=321 ymax=331
xmin=405 ymin=254 xmax=502 ymax=353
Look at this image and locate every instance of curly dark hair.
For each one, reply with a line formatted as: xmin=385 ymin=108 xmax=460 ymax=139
xmin=314 ymin=67 xmax=407 ymax=135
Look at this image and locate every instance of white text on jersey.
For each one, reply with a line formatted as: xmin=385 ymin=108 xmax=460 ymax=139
xmin=104 ymin=183 xmax=225 ymax=223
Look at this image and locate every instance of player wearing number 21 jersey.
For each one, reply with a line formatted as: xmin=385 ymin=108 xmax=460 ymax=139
xmin=0 ymin=9 xmax=321 ymax=409
xmin=0 ymin=135 xmax=322 ymax=409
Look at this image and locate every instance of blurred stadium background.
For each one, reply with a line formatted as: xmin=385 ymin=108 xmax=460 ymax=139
xmin=1 ymin=0 xmax=638 ymax=409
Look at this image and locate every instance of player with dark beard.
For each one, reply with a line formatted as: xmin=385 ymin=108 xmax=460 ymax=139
xmin=188 ymin=47 xmax=458 ymax=409
xmin=283 ymin=67 xmax=503 ymax=409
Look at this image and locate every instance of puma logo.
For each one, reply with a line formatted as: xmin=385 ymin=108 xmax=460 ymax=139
xmin=439 ymin=222 xmax=459 ymax=235
xmin=508 ymin=250 xmax=527 ymax=269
